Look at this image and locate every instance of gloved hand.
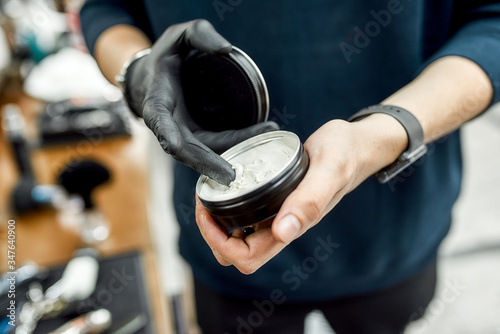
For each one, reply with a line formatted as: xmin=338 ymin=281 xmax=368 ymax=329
xmin=123 ymin=19 xmax=279 ymax=185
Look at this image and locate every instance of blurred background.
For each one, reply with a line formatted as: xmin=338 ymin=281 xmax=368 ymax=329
xmin=0 ymin=1 xmax=498 ymax=334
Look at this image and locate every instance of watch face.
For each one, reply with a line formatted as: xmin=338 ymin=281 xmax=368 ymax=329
xmin=181 ymin=47 xmax=269 ymax=132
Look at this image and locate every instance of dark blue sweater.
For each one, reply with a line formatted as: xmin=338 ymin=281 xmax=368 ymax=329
xmin=81 ymin=0 xmax=500 ymax=301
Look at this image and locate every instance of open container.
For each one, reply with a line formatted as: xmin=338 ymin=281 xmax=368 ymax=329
xmin=196 ymin=131 xmax=309 ymax=228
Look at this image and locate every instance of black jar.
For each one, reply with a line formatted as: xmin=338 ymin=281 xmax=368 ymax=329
xmin=196 ymin=131 xmax=309 ymax=228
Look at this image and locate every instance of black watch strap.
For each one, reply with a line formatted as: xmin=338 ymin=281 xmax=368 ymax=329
xmin=348 ymin=105 xmax=428 ymax=184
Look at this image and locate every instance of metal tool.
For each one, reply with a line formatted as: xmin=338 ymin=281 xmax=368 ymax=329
xmin=50 ymin=309 xmax=112 ymax=334
xmin=0 ymin=263 xmax=48 ymax=297
xmin=15 ymin=250 xmax=99 ymax=334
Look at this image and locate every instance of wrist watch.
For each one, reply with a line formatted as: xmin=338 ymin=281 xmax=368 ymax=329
xmin=348 ymin=104 xmax=428 ymax=184
xmin=115 ymin=48 xmax=151 ymax=92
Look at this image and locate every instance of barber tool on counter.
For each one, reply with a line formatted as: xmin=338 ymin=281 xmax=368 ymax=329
xmin=1 ymin=104 xmax=34 ymax=181
xmin=0 ymin=263 xmax=48 ymax=298
xmin=49 ymin=309 xmax=111 ymax=334
xmin=2 ymin=104 xmax=38 ymax=213
xmin=49 ymin=310 xmax=149 ymax=334
xmin=38 ymin=98 xmax=131 ymax=147
xmin=15 ymin=249 xmax=101 ymax=334
xmin=2 ymin=105 xmax=113 ymax=243
xmin=57 ymin=159 xmax=111 ymax=244
xmin=2 ymin=104 xmax=82 ymax=217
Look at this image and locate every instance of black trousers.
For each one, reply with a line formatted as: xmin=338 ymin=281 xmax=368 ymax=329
xmin=194 ymin=260 xmax=437 ymax=334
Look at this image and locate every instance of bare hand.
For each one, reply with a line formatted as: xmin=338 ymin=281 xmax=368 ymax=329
xmin=195 ymin=116 xmax=407 ymax=274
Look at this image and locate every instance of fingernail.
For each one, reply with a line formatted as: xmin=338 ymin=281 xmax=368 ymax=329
xmin=276 ymin=215 xmax=301 ymax=244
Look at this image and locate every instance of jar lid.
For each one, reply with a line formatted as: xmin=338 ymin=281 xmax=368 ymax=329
xmin=181 ymin=46 xmax=269 ymax=132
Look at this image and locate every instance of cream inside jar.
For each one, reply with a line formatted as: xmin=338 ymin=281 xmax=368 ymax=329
xmin=200 ymin=139 xmax=296 ymax=201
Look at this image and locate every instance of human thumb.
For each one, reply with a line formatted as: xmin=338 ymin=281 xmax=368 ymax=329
xmin=273 ymin=214 xmax=302 ymax=244
xmin=271 ymin=150 xmax=339 ymax=244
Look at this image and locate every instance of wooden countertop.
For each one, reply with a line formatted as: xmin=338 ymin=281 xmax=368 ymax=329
xmin=0 ymin=85 xmax=173 ymax=333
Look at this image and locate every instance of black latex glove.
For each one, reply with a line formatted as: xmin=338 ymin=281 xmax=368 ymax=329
xmin=124 ymin=19 xmax=279 ymax=185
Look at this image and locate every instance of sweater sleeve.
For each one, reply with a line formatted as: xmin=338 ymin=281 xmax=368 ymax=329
xmin=424 ymin=1 xmax=500 ymax=104
xmin=79 ymin=0 xmax=153 ymax=55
